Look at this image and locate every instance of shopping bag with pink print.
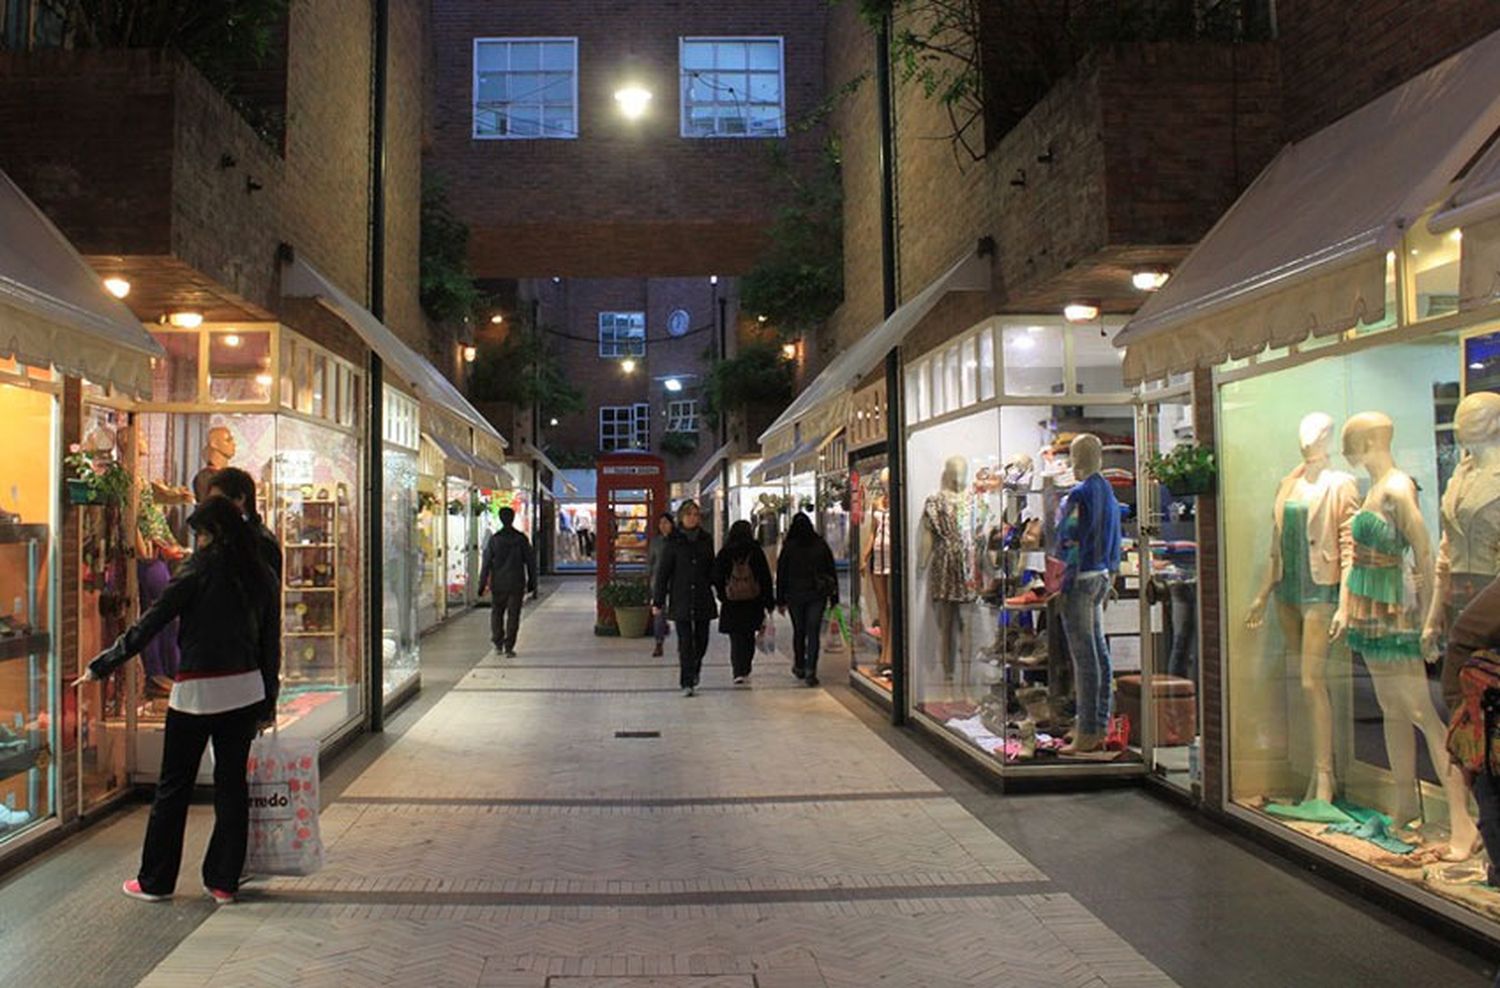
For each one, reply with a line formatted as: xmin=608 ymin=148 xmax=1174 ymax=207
xmin=244 ymin=728 xmax=324 ymax=876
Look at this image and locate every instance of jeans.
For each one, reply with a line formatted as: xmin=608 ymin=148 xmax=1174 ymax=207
xmin=139 ymin=703 xmax=260 ymax=894
xmin=1167 ymin=580 xmax=1198 ymax=682
xmin=1474 ymin=771 xmax=1500 ymax=888
xmin=788 ymin=598 xmax=827 ymax=677
xmin=490 ymin=591 xmax=524 ymax=650
xmin=728 ymin=629 xmax=756 ymax=678
xmin=676 ymin=619 xmax=711 ymax=688
xmin=1061 ymin=572 xmax=1113 ymax=735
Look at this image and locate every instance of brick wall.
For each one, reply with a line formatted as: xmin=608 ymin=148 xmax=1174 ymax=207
xmin=1276 ymin=0 xmax=1500 ymax=141
xmin=382 ymin=0 xmax=430 ymax=353
xmin=427 ymin=0 xmax=828 ymax=278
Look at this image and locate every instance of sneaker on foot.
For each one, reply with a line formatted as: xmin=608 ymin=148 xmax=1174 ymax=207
xmin=504 ymin=648 xmax=517 ymax=658
xmin=792 ymin=666 xmax=806 ymax=680
xmin=122 ymin=879 xmax=169 ymax=902
xmin=806 ymin=676 xmax=820 ymax=688
xmin=204 ymin=886 xmax=236 ymax=905
xmin=682 ymin=686 xmax=696 ymax=697
xmin=732 ymin=675 xmax=747 ymax=685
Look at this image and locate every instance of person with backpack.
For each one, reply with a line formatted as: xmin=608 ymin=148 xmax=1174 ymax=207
xmin=477 ymin=506 xmax=537 ymax=658
xmin=776 ymin=512 xmax=839 ymax=687
xmin=653 ymin=500 xmax=717 ymax=696
xmin=713 ymin=519 xmax=775 ymax=685
xmin=72 ymin=497 xmax=280 ymax=905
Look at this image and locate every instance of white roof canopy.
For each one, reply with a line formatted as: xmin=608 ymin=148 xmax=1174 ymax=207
xmin=689 ymin=441 xmax=734 ymax=493
xmin=758 ymin=247 xmax=991 ymax=447
xmin=1116 ymin=27 xmax=1500 ymax=383
xmin=0 ymin=169 xmax=164 ymax=395
xmin=283 ymin=255 xmax=506 ymax=446
xmin=522 ymin=440 xmax=578 ymax=494
xmin=1432 ymin=128 xmax=1500 ymax=310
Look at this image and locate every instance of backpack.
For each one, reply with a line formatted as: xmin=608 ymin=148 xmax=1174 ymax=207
xmin=1445 ymin=649 xmax=1500 ymax=776
xmin=725 ymin=554 xmax=760 ymax=602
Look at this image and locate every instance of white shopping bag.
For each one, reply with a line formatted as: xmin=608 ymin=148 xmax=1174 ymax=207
xmin=245 ymin=728 xmax=324 ymax=876
xmin=756 ymin=620 xmax=777 ymax=655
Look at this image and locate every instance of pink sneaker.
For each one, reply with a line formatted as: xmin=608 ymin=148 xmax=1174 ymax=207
xmin=204 ymin=886 xmax=236 ymax=905
xmin=121 ymin=879 xmax=169 ymax=902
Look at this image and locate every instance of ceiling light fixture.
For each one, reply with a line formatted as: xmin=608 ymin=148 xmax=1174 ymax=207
xmin=664 ymin=377 xmax=683 ymax=392
xmin=1063 ymin=302 xmax=1100 ymax=323
xmin=255 ymin=372 xmax=274 ymax=387
xmin=167 ymin=311 xmax=204 ymax=329
xmin=1451 ymin=229 xmax=1464 ymax=244
xmin=614 ymin=85 xmax=652 ymax=120
xmin=781 ymin=343 xmax=798 ymax=360
xmin=490 ymin=314 xmax=504 ymax=325
xmin=1131 ymin=269 xmax=1170 ymax=292
xmin=758 ymin=314 xmax=769 ymax=324
xmin=103 ymin=277 xmax=131 ymax=299
xmin=549 ymin=417 xmax=559 ymax=426
xmin=462 ymin=345 xmax=477 ymax=363
xmin=223 ymin=333 xmax=242 ymax=347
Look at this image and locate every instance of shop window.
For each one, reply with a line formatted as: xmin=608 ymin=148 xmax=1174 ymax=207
xmin=598 ymin=312 xmax=646 ymax=358
xmin=150 ymin=331 xmax=201 ymax=403
xmin=382 ymin=446 xmax=420 ymax=697
xmin=1219 ymin=326 xmax=1492 ymax=921
xmin=1071 ymin=326 xmax=1128 ymax=396
xmin=1001 ymin=323 xmax=1064 ymax=396
xmin=1408 ymin=223 xmax=1462 ymax=321
xmin=680 ymin=38 xmax=784 ymax=138
xmin=208 ymin=329 xmax=273 ymax=404
xmin=978 ymin=327 xmax=997 ymax=402
xmin=473 ymin=38 xmax=578 ymax=139
xmin=961 ymin=336 xmax=979 ymax=406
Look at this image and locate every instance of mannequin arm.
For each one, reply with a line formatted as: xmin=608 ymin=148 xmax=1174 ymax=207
xmin=917 ymin=512 xmax=934 ymax=573
xmin=1328 ymin=478 xmax=1359 ymax=638
xmin=1423 ymin=529 xmax=1454 ymax=654
xmin=1390 ymin=479 xmax=1436 ymax=650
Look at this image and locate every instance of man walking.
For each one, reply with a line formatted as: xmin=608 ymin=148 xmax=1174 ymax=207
xmin=478 ymin=506 xmax=536 ymax=657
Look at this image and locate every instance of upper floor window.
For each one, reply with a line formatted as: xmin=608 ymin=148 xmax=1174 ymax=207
xmin=680 ymin=38 xmax=785 ymax=138
xmin=598 ymin=312 xmax=646 ymax=358
xmin=666 ymin=399 xmax=699 ymax=433
xmin=600 ymin=403 xmax=651 ymax=452
xmin=473 ymin=38 xmax=578 ymax=139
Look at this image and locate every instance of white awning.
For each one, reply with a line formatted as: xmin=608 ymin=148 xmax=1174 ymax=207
xmin=1432 ymin=133 xmax=1500 ymax=309
xmin=282 ymin=255 xmax=506 ymax=446
xmin=1116 ymin=26 xmax=1500 ymax=384
xmin=424 ymin=431 xmax=479 ymax=481
xmin=758 ymin=248 xmax=991 ymax=447
xmin=689 ymin=441 xmax=734 ymax=493
xmin=748 ymin=427 xmax=839 ymax=484
xmin=0 ymin=169 xmax=164 ymax=395
xmin=521 ymin=440 xmax=577 ymax=494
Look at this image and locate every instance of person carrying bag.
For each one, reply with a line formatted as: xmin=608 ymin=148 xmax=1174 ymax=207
xmin=713 ymin=520 xmax=774 ymax=685
xmin=775 ymin=512 xmax=838 ymax=687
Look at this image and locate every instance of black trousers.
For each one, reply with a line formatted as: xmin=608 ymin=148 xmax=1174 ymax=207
xmin=490 ymin=591 xmax=525 ymax=650
xmin=788 ymin=598 xmax=827 ymax=677
xmin=675 ymin=619 xmax=711 ymax=688
xmin=728 ymin=629 xmax=756 ymax=678
xmin=140 ymin=703 xmax=260 ymax=895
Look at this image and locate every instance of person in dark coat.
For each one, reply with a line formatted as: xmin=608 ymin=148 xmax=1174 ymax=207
xmin=478 ymin=506 xmax=537 ymax=657
xmin=205 ymin=467 xmax=282 ymax=580
xmin=644 ymin=512 xmax=675 ymax=657
xmin=776 ymin=512 xmax=839 ymax=687
xmin=713 ymin=519 xmax=775 ymax=685
xmin=74 ymin=497 xmax=280 ymax=905
xmin=653 ymin=500 xmax=717 ymax=695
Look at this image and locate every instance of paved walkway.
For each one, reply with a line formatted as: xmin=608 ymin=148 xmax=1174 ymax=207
xmin=3 ymin=579 xmax=1494 ymax=987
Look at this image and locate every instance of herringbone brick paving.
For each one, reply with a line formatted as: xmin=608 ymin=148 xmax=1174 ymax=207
xmin=136 ymin=583 xmax=1176 ymax=987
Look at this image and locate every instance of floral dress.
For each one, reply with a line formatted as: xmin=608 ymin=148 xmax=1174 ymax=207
xmin=924 ymin=493 xmax=974 ymax=603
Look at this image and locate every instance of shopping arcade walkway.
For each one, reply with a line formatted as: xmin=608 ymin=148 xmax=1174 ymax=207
xmin=1 ymin=578 xmax=1493 ymax=986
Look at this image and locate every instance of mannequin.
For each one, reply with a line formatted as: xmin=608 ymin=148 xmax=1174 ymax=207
xmin=1056 ymin=434 xmax=1122 ymax=754
xmin=859 ymin=467 xmax=894 ymax=675
xmin=191 ymin=425 xmax=237 ymax=502
xmin=1245 ymin=413 xmax=1359 ymax=803
xmin=919 ymin=456 xmax=974 ymax=686
xmin=124 ymin=426 xmax=188 ymax=696
xmin=1336 ymin=412 xmax=1478 ymax=859
xmin=1422 ymin=392 xmax=1500 ymax=715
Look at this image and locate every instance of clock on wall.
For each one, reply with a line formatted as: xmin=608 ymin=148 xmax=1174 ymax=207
xmin=667 ymin=308 xmax=691 ymax=338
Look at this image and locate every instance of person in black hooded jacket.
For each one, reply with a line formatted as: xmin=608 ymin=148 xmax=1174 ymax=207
xmin=776 ymin=512 xmax=839 ymax=687
xmin=653 ymin=500 xmax=717 ymax=695
xmin=714 ymin=519 xmax=775 ymax=685
xmin=74 ymin=496 xmax=280 ymax=905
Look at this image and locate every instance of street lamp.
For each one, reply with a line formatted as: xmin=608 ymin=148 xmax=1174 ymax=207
xmin=614 ymin=85 xmax=652 ymax=120
xmin=462 ymin=345 xmax=477 ymax=363
xmin=621 ymin=357 xmax=637 ymax=374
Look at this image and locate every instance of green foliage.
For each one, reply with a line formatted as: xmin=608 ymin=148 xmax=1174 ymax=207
xmin=740 ymin=140 xmax=845 ymax=333
xmin=1144 ymin=443 xmax=1216 ymax=495
xmin=420 ymin=176 xmax=485 ymax=326
xmin=703 ymin=341 xmax=796 ymax=428
xmin=63 ymin=444 xmax=132 ymax=505
xmin=597 ymin=577 xmax=651 ymax=608
xmin=659 ymin=431 xmax=699 ymax=459
xmin=467 ymin=330 xmax=584 ymax=421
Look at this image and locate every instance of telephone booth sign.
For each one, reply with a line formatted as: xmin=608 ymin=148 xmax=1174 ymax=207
xmin=595 ymin=452 xmax=669 ymax=627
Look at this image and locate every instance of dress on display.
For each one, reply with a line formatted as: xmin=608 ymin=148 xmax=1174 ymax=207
xmin=923 ymin=493 xmax=973 ymax=603
xmin=1346 ymin=508 xmax=1421 ymax=663
xmin=1276 ymin=500 xmax=1341 ymax=606
xmin=869 ymin=508 xmax=891 ymax=576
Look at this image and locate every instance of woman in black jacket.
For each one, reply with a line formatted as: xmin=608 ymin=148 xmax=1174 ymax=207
xmin=652 ymin=500 xmax=717 ymax=695
xmin=714 ymin=519 xmax=775 ymax=685
xmin=74 ymin=497 xmax=280 ymax=905
xmin=776 ymin=512 xmax=839 ymax=687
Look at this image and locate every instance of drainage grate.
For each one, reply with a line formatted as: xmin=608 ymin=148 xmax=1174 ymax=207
xmin=614 ymin=730 xmax=661 ymax=739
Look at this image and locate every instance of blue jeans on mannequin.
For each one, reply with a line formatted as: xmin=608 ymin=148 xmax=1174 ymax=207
xmin=1061 ymin=572 xmax=1113 ymax=736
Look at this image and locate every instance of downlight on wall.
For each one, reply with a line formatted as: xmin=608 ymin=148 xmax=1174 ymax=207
xmin=166 ymin=311 xmax=204 ymax=329
xmin=614 ymin=85 xmax=652 ymax=120
xmin=664 ymin=377 xmax=683 ymax=392
xmin=1131 ymin=269 xmax=1170 ymax=292
xmin=103 ymin=277 xmax=131 ymax=299
xmin=462 ymin=345 xmax=477 ymax=363
xmin=1063 ymin=302 xmax=1100 ymax=323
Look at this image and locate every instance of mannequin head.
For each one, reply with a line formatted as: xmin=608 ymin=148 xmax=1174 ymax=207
xmin=1070 ymin=433 xmax=1103 ymax=479
xmin=1341 ymin=411 xmax=1394 ymax=470
xmin=875 ymin=467 xmax=891 ymax=509
xmin=1298 ymin=412 xmax=1335 ymax=463
xmin=1455 ymin=392 xmax=1500 ymax=452
xmin=940 ymin=456 xmax=968 ymax=493
xmin=203 ymin=425 xmax=236 ymax=467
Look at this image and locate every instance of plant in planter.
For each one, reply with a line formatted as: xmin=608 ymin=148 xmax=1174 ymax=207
xmin=1144 ymin=443 xmax=1216 ymax=497
xmin=63 ymin=444 xmax=132 ymax=506
xmin=659 ymin=431 xmax=699 ymax=459
xmin=597 ymin=577 xmax=653 ymax=638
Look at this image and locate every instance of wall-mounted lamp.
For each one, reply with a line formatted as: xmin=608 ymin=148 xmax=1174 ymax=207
xmin=103 ymin=277 xmax=131 ymax=299
xmin=614 ymin=85 xmax=652 ymax=120
xmin=549 ymin=417 xmax=559 ymax=426
xmin=781 ymin=342 xmax=799 ymax=360
xmin=709 ymin=275 xmax=719 ymax=285
xmin=1063 ymin=302 xmax=1100 ymax=323
xmin=621 ymin=358 xmax=638 ymax=374
xmin=462 ymin=345 xmax=477 ymax=363
xmin=166 ymin=311 xmax=204 ymax=329
xmin=490 ymin=314 xmax=504 ymax=325
xmin=1131 ymin=269 xmax=1170 ymax=292
xmin=664 ymin=377 xmax=683 ymax=392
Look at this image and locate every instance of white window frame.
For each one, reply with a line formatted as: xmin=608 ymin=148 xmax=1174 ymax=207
xmin=633 ymin=402 xmax=651 ymax=449
xmin=472 ymin=37 xmax=579 ymax=140
xmin=679 ymin=36 xmax=786 ymax=139
xmin=599 ymin=405 xmax=636 ymax=452
xmin=598 ymin=312 xmax=647 ymax=358
xmin=666 ymin=398 xmax=699 ymax=433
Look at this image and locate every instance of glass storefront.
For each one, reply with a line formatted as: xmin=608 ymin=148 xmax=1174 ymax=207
xmin=417 ymin=436 xmax=444 ymax=631
xmin=1221 ymin=323 xmax=1494 ymax=921
xmin=382 ymin=387 xmax=421 ymax=698
xmin=445 ymin=479 xmax=472 ymax=608
xmin=848 ymin=449 xmax=892 ymax=692
xmin=0 ymin=370 xmax=57 ymax=846
xmin=904 ymin=317 xmax=1150 ymax=777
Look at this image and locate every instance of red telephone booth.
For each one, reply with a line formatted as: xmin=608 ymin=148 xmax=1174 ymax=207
xmin=595 ymin=451 xmax=669 ymax=628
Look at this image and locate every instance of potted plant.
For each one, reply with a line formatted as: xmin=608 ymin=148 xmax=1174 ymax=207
xmin=1144 ymin=443 xmax=1217 ymax=497
xmin=63 ymin=444 xmax=132 ymax=506
xmin=598 ymin=577 xmax=653 ymax=638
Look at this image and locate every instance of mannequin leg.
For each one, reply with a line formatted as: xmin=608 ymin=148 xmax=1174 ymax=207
xmin=871 ymin=573 xmax=892 ymax=670
xmin=1365 ymin=661 xmax=1422 ymax=824
xmin=935 ymin=601 xmax=957 ymax=683
xmin=1282 ymin=601 xmax=1337 ymax=803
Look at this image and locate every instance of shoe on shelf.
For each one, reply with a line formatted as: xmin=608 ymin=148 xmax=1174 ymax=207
xmin=1015 ymin=720 xmax=1038 ymax=760
xmin=1005 ymin=588 xmax=1052 ymax=608
xmin=204 ymin=886 xmax=236 ymax=906
xmin=122 ymin=879 xmax=169 ymax=903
